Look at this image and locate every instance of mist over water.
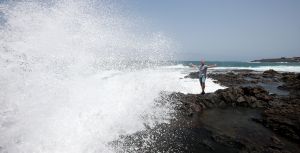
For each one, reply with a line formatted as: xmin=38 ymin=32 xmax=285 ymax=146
xmin=0 ymin=1 xmax=179 ymax=152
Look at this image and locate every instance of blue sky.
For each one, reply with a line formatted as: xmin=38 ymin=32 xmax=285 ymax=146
xmin=1 ymin=0 xmax=299 ymax=61
xmin=126 ymin=0 xmax=300 ymax=61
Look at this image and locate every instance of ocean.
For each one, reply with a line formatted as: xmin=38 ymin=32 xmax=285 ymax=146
xmin=0 ymin=1 xmax=299 ymax=153
xmin=178 ymin=61 xmax=300 ymax=72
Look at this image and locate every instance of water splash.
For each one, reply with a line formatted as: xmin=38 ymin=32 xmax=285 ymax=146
xmin=0 ymin=1 xmax=176 ymax=152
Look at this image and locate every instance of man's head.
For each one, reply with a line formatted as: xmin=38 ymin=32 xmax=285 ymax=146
xmin=200 ymin=60 xmax=205 ymax=65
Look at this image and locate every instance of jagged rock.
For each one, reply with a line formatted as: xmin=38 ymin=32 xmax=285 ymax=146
xmin=170 ymin=86 xmax=271 ymax=114
xmin=212 ymin=134 xmax=245 ymax=149
xmin=271 ymin=136 xmax=283 ymax=147
xmin=278 ymin=72 xmax=300 ymax=97
xmin=252 ymin=57 xmax=300 ymax=63
xmin=184 ymin=71 xmax=199 ymax=79
xmin=208 ymin=72 xmax=250 ymax=87
xmin=263 ymin=69 xmax=279 ymax=77
xmin=177 ymin=69 xmax=300 ymax=150
xmin=237 ymin=96 xmax=246 ymax=103
xmin=261 ymin=100 xmax=300 ymax=143
xmin=251 ymin=100 xmax=264 ymax=108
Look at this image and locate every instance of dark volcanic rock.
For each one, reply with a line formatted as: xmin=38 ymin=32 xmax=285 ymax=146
xmin=260 ymin=98 xmax=300 ymax=142
xmin=171 ymin=83 xmax=300 ymax=144
xmin=113 ymin=68 xmax=300 ymax=153
xmin=184 ymin=71 xmax=199 ymax=79
xmin=112 ymin=69 xmax=300 ymax=153
xmin=252 ymin=57 xmax=300 ymax=63
xmin=208 ymin=72 xmax=250 ymax=87
xmin=170 ymin=69 xmax=300 ymax=152
xmin=278 ymin=73 xmax=300 ymax=97
xmin=113 ymin=103 xmax=298 ymax=153
xmin=263 ymin=69 xmax=280 ymax=78
xmin=207 ymin=69 xmax=282 ymax=87
xmin=170 ymin=86 xmax=272 ymax=114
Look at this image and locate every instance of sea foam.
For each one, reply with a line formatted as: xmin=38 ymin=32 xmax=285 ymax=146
xmin=214 ymin=66 xmax=300 ymax=72
xmin=0 ymin=1 xmax=182 ymax=152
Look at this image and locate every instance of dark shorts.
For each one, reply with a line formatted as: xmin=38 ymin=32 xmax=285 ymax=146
xmin=199 ymin=75 xmax=206 ymax=83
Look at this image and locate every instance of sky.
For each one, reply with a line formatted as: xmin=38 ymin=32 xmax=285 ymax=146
xmin=125 ymin=0 xmax=300 ymax=61
xmin=0 ymin=0 xmax=299 ymax=61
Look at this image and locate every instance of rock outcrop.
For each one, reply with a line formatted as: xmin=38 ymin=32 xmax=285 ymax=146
xmin=170 ymin=86 xmax=272 ymax=116
xmin=251 ymin=57 xmax=300 ymax=63
xmin=260 ymin=98 xmax=300 ymax=142
xmin=182 ymin=69 xmax=300 ymax=145
xmin=278 ymin=73 xmax=300 ymax=97
xmin=114 ymin=69 xmax=300 ymax=153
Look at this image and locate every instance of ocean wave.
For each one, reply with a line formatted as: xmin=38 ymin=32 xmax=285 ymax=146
xmin=213 ymin=66 xmax=300 ymax=72
xmin=0 ymin=1 xmax=175 ymax=153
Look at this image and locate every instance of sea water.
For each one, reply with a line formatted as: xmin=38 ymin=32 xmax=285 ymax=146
xmin=180 ymin=61 xmax=300 ymax=72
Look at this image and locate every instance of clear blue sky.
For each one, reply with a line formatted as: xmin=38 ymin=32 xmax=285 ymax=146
xmin=1 ymin=0 xmax=299 ymax=61
xmin=125 ymin=0 xmax=300 ymax=61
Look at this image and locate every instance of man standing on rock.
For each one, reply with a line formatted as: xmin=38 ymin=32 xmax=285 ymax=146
xmin=190 ymin=60 xmax=217 ymax=94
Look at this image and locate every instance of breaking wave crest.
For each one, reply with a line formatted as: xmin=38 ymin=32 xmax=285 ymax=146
xmin=0 ymin=1 xmax=178 ymax=152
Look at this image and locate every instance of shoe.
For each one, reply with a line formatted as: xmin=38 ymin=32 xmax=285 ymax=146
xmin=201 ymin=91 xmax=205 ymax=95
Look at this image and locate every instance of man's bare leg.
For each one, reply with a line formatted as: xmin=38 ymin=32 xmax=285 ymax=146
xmin=200 ymin=81 xmax=203 ymax=93
xmin=200 ymin=81 xmax=205 ymax=94
xmin=201 ymin=82 xmax=205 ymax=94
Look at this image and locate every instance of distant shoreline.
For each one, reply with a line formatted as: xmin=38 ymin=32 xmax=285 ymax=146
xmin=251 ymin=57 xmax=300 ymax=63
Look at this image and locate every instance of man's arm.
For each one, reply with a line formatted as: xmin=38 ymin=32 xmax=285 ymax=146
xmin=189 ymin=63 xmax=197 ymax=68
xmin=207 ymin=64 xmax=217 ymax=68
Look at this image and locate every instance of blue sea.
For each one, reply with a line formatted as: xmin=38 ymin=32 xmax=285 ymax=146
xmin=174 ymin=61 xmax=300 ymax=72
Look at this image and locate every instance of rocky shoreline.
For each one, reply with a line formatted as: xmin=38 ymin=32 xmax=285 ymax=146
xmin=177 ymin=69 xmax=299 ymax=152
xmin=112 ymin=69 xmax=300 ymax=153
xmin=251 ymin=57 xmax=300 ymax=63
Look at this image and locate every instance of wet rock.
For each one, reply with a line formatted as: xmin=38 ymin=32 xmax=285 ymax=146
xmin=170 ymin=86 xmax=271 ymax=115
xmin=271 ymin=136 xmax=283 ymax=147
xmin=178 ymin=69 xmax=300 ymax=152
xmin=252 ymin=57 xmax=300 ymax=63
xmin=251 ymin=100 xmax=264 ymax=108
xmin=184 ymin=71 xmax=199 ymax=79
xmin=261 ymin=101 xmax=300 ymax=143
xmin=237 ymin=96 xmax=246 ymax=103
xmin=231 ymin=69 xmax=255 ymax=73
xmin=278 ymin=73 xmax=300 ymax=97
xmin=212 ymin=134 xmax=245 ymax=149
xmin=263 ymin=69 xmax=280 ymax=78
xmin=208 ymin=72 xmax=250 ymax=87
